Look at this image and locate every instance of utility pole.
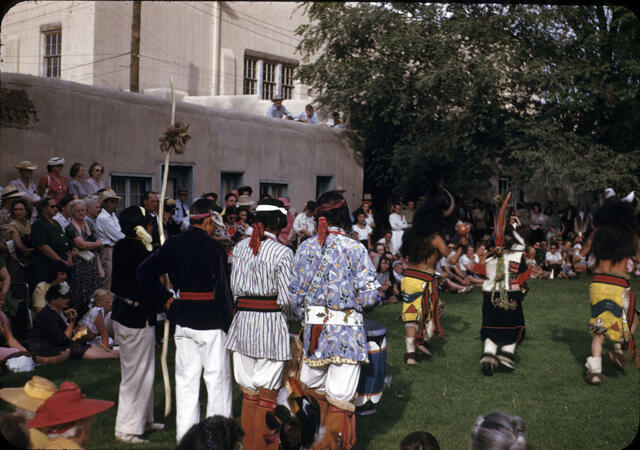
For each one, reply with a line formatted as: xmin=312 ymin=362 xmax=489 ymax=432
xmin=130 ymin=0 xmax=141 ymax=92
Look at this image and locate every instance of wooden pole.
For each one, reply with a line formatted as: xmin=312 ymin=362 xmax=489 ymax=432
xmin=130 ymin=0 xmax=141 ymax=92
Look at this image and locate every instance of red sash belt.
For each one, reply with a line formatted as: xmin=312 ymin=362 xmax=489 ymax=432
xmin=592 ymin=274 xmax=630 ymax=288
xmin=404 ymin=268 xmax=435 ymax=282
xmin=178 ymin=291 xmax=215 ymax=301
xmin=236 ymin=295 xmax=280 ymax=312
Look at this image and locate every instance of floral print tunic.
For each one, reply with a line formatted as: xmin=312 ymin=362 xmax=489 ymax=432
xmin=289 ymin=227 xmax=381 ymax=366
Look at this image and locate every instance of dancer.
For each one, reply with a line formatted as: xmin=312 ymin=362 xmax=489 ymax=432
xmin=581 ymin=199 xmax=639 ymax=384
xmin=400 ymin=190 xmax=461 ymax=366
xmin=475 ymin=194 xmax=531 ymax=376
xmin=138 ymin=198 xmax=234 ymax=442
xmin=225 ymin=198 xmax=294 ymax=449
xmin=289 ymin=190 xmax=381 ymax=449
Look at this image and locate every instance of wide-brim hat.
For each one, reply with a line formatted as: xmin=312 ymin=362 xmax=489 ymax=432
xmin=362 ymin=193 xmax=373 ymax=201
xmin=0 ymin=376 xmax=58 ymax=413
xmin=335 ymin=185 xmax=346 ymax=193
xmin=272 ymin=95 xmax=284 ymax=102
xmin=1 ymin=184 xmax=23 ymax=200
xmin=27 ymin=382 xmax=113 ymax=429
xmin=99 ymin=188 xmax=121 ymax=203
xmin=211 ymin=211 xmax=224 ymax=228
xmin=237 ymin=195 xmax=255 ymax=207
xmin=278 ymin=197 xmax=291 ymax=207
xmin=47 ymin=157 xmax=65 ymax=166
xmin=15 ymin=160 xmax=38 ymax=171
xmin=164 ymin=198 xmax=177 ymax=207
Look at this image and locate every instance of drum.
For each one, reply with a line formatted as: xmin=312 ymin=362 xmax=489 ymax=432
xmin=355 ymin=319 xmax=387 ymax=415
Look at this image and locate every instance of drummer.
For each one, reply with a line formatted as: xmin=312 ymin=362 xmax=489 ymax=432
xmin=289 ymin=190 xmax=381 ymax=449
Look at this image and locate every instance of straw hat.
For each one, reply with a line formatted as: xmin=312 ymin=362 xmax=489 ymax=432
xmin=0 ymin=376 xmax=58 ymax=413
xmin=1 ymin=184 xmax=23 ymax=200
xmin=15 ymin=160 xmax=38 ymax=171
xmin=237 ymin=195 xmax=255 ymax=207
xmin=362 ymin=193 xmax=373 ymax=201
xmin=335 ymin=185 xmax=346 ymax=193
xmin=27 ymin=382 xmax=113 ymax=429
xmin=47 ymin=157 xmax=65 ymax=166
xmin=99 ymin=188 xmax=121 ymax=203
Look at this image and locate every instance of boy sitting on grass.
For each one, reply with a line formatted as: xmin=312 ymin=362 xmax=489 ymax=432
xmin=581 ymin=199 xmax=639 ymax=385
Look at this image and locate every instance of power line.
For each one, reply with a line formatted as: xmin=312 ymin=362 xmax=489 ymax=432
xmin=1 ymin=2 xmax=92 ymax=27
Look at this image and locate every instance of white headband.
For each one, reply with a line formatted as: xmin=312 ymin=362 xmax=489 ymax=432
xmin=256 ymin=204 xmax=287 ymax=215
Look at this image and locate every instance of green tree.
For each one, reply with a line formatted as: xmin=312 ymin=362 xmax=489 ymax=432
xmin=295 ymin=3 xmax=640 ymax=202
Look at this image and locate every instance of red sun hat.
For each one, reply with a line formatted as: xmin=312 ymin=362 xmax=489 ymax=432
xmin=27 ymin=382 xmax=113 ymax=429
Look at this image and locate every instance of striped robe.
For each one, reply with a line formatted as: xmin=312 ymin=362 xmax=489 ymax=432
xmin=225 ymin=233 xmax=293 ymax=360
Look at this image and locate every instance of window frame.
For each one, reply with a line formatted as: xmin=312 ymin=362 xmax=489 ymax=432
xmin=110 ymin=173 xmax=152 ymax=213
xmin=243 ymin=57 xmax=257 ymax=95
xmin=41 ymin=26 xmax=62 ymax=78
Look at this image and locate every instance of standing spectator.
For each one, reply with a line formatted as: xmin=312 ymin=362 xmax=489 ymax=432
xmin=6 ymin=199 xmax=33 ymax=284
xmin=293 ymin=200 xmax=316 ymax=246
xmin=111 ymin=206 xmax=163 ymax=444
xmin=266 ymin=96 xmax=293 ymax=120
xmin=389 ymin=203 xmax=408 ymax=256
xmin=142 ymin=191 xmax=160 ymax=248
xmin=174 ymin=187 xmax=190 ymax=226
xmin=359 ymin=193 xmax=376 ymax=229
xmin=545 ymin=207 xmax=565 ymax=244
xmin=222 ymin=193 xmax=238 ymax=216
xmin=10 ymin=161 xmax=40 ymax=207
xmin=65 ymin=199 xmax=104 ymax=316
xmin=404 ymin=200 xmax=416 ymax=227
xmin=66 ymin=163 xmax=88 ymax=199
xmin=30 ymin=197 xmax=72 ymax=285
xmin=0 ymin=185 xmax=22 ymax=255
xmin=94 ymin=189 xmax=124 ymax=290
xmin=52 ymin=194 xmax=74 ymax=231
xmin=294 ymin=104 xmax=320 ymax=124
xmin=471 ymin=199 xmax=489 ymax=243
xmin=84 ymin=162 xmax=106 ymax=195
xmin=84 ymin=195 xmax=101 ymax=229
xmin=352 ymin=211 xmax=373 ymax=249
xmin=137 ymin=198 xmax=234 ymax=443
xmin=162 ymin=199 xmax=181 ymax=240
xmin=278 ymin=197 xmax=295 ymax=247
xmin=528 ymin=203 xmax=547 ymax=245
xmin=37 ymin=157 xmax=67 ymax=203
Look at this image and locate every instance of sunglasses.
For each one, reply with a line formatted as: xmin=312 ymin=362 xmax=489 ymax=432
xmin=48 ymin=204 xmax=58 ymax=209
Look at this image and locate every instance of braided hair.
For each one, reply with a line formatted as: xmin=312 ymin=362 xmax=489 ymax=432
xmin=176 ymin=415 xmax=244 ymax=450
xmin=470 ymin=411 xmax=527 ymax=450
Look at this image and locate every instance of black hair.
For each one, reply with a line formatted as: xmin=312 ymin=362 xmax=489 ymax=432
xmin=224 ymin=206 xmax=238 ymax=217
xmin=305 ymin=201 xmax=316 ymax=211
xmin=69 ymin=162 xmax=84 ymax=178
xmin=305 ymin=104 xmax=313 ymax=111
xmin=46 ymin=260 xmax=70 ymax=283
xmin=36 ymin=196 xmax=53 ymax=215
xmin=238 ymin=185 xmax=253 ymax=196
xmin=45 ymin=283 xmax=70 ymax=302
xmin=176 ymin=415 xmax=243 ymax=450
xmin=58 ymin=194 xmax=75 ymax=209
xmin=190 ymin=198 xmax=216 ymax=225
xmin=202 ymin=192 xmax=218 ymax=201
xmin=377 ymin=256 xmax=392 ymax=273
xmin=0 ymin=412 xmax=31 ymax=450
xmin=142 ymin=191 xmax=157 ymax=203
xmin=255 ymin=198 xmax=287 ymax=233
xmin=315 ymin=190 xmax=352 ymax=232
xmin=591 ymin=199 xmax=638 ymax=265
xmin=10 ymin=198 xmax=32 ymax=220
xmin=88 ymin=162 xmax=102 ymax=176
xmin=119 ymin=205 xmax=151 ymax=238
xmin=400 ymin=431 xmax=441 ymax=450
xmin=224 ymin=192 xmax=237 ymax=202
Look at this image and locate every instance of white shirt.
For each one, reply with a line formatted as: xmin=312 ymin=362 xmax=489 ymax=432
xmin=53 ymin=213 xmax=70 ymax=231
xmin=546 ymin=251 xmax=562 ymax=264
xmin=10 ymin=178 xmax=40 ymax=202
xmin=293 ymin=212 xmax=315 ymax=237
xmin=174 ymin=199 xmax=190 ymax=224
xmin=353 ymin=223 xmax=372 ymax=241
xmin=95 ymin=208 xmax=124 ymax=245
xmin=389 ymin=213 xmax=408 ymax=231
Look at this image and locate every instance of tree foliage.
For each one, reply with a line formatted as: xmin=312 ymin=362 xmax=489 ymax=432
xmin=294 ymin=3 xmax=640 ymax=200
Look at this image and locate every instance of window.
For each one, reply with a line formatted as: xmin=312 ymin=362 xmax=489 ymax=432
xmin=281 ymin=65 xmax=295 ymax=100
xmin=316 ymin=175 xmax=333 ymax=199
xmin=263 ymin=62 xmax=276 ymax=100
xmin=111 ymin=175 xmax=151 ymax=213
xmin=42 ymin=28 xmax=61 ymax=78
xmin=243 ymin=58 xmax=257 ymax=95
xmin=260 ymin=182 xmax=288 ymax=199
xmin=221 ymin=172 xmax=244 ymax=201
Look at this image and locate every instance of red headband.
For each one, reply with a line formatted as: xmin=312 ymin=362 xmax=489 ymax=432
xmin=315 ymin=198 xmax=346 ymax=213
xmin=249 ymin=223 xmax=265 ymax=255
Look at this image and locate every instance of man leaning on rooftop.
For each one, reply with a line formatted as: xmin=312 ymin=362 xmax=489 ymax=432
xmin=266 ymin=95 xmax=293 ymax=120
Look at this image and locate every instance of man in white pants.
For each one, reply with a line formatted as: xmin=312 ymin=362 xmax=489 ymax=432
xmin=289 ymin=190 xmax=381 ymax=449
xmin=138 ymin=198 xmax=234 ymax=442
xmin=225 ymin=198 xmax=294 ymax=449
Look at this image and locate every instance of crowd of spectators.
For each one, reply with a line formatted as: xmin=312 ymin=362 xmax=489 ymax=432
xmin=266 ymin=96 xmax=345 ymax=128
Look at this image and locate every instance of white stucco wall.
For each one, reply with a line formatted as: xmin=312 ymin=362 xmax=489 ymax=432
xmin=0 ymin=73 xmax=362 ymax=212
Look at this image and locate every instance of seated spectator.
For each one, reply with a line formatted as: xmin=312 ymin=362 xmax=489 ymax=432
xmin=369 ymin=249 xmax=381 ymax=269
xmin=10 ymin=161 xmax=40 ymax=207
xmin=525 ymin=247 xmax=547 ymax=279
xmin=53 ymin=194 xmax=74 ymax=231
xmin=78 ymin=289 xmax=113 ymax=348
xmin=83 ymin=162 xmax=106 ymax=195
xmin=66 ymin=199 xmax=104 ymax=316
xmin=27 ymin=284 xmax=119 ymax=362
xmin=545 ymin=243 xmax=562 ymax=277
xmin=32 ymin=261 xmax=69 ymax=316
xmin=0 ymin=268 xmax=31 ymax=363
xmin=6 ymin=198 xmax=33 ymax=283
xmin=326 ymin=111 xmax=345 ymax=128
xmin=37 ymin=157 xmax=67 ymax=203
xmin=27 ymin=381 xmax=114 ymax=449
xmin=376 ymin=231 xmax=393 ymax=253
xmin=294 ymin=104 xmax=320 ymax=124
xmin=376 ymin=256 xmax=398 ymax=304
xmin=0 ymin=185 xmax=22 ymax=256
xmin=400 ymin=430 xmax=441 ymax=450
xmin=435 ymin=256 xmax=472 ymax=293
xmin=67 ymin=163 xmax=88 ymax=199
xmin=558 ymin=250 xmax=576 ymax=279
xmin=176 ymin=415 xmax=244 ymax=450
xmin=352 ymin=211 xmax=373 ymax=249
xmin=266 ymin=96 xmax=293 ymax=120
xmin=0 ymin=412 xmax=31 ymax=449
xmin=293 ymin=201 xmax=316 ymax=246
xmin=470 ymin=411 xmax=528 ymax=450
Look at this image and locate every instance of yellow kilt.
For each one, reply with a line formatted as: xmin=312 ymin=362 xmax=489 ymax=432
xmin=589 ymin=274 xmax=632 ymax=345
xmin=401 ymin=271 xmax=434 ymax=323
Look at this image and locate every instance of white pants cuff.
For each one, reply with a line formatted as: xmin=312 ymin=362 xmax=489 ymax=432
xmin=232 ymin=352 xmax=285 ymax=391
xmin=299 ymin=360 xmax=360 ymax=403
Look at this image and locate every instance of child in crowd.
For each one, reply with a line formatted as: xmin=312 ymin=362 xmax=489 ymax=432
xmin=79 ymin=288 xmax=114 ymax=348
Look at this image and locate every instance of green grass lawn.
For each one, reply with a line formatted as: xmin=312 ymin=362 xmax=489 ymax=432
xmin=2 ymin=277 xmax=638 ymax=449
